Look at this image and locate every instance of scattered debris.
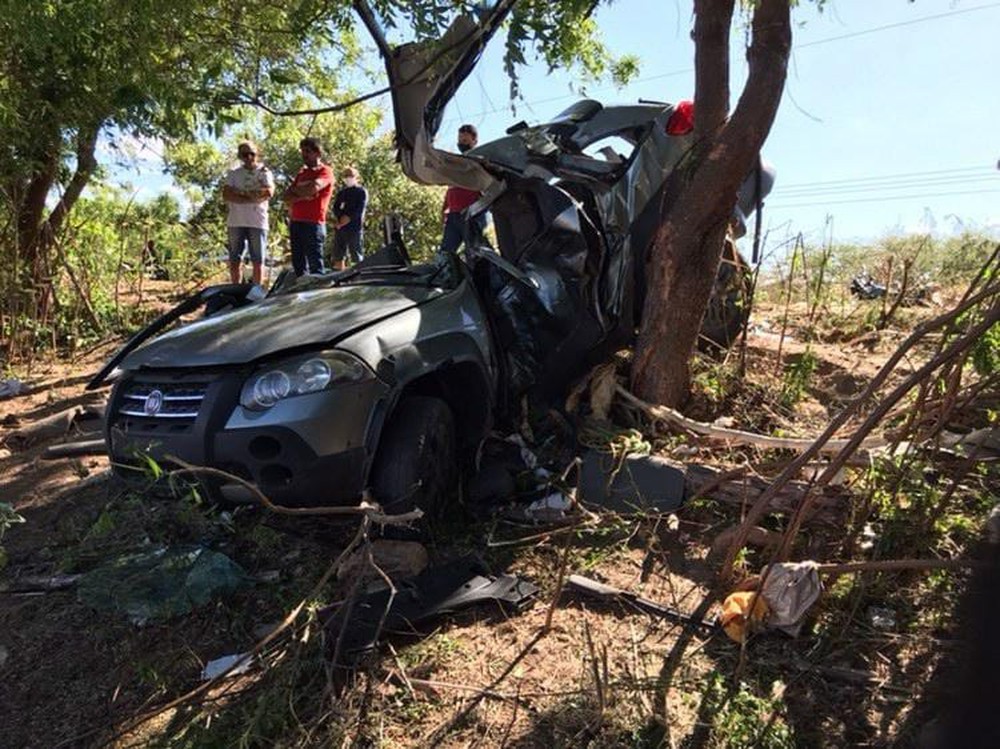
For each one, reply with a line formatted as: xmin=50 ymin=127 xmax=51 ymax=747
xmin=868 ymin=606 xmax=897 ymax=632
xmin=721 ymin=562 xmax=823 ymax=643
xmin=720 ymin=591 xmax=769 ymax=643
xmin=524 ymin=492 xmax=574 ymax=522
xmin=0 ymin=378 xmax=28 ymax=400
xmin=850 ymin=271 xmax=887 ymax=300
xmin=201 ymin=653 xmax=254 ymax=681
xmin=5 ymin=406 xmax=84 ymax=446
xmin=336 ymin=540 xmax=429 ymax=583
xmin=565 ymin=574 xmax=717 ymax=631
xmin=1 ymin=573 xmax=81 ymax=594
xmin=77 ymin=547 xmax=249 ymax=625
xmin=940 ymin=428 xmax=1000 ymax=457
xmin=578 ymin=450 xmax=687 ymax=514
xmin=323 ymin=556 xmax=538 ymax=666
xmin=43 ymin=438 xmax=106 ymax=460
xmin=758 ymin=561 xmax=823 ymax=637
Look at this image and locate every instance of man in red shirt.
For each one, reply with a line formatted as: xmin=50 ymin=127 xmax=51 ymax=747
xmin=283 ymin=137 xmax=334 ymax=275
xmin=439 ymin=124 xmax=487 ymax=253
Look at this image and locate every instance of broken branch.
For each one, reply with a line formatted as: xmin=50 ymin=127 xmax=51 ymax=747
xmin=616 ymin=385 xmax=883 ymax=453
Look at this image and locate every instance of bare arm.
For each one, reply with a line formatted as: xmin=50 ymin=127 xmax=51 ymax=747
xmin=285 ymin=176 xmax=331 ymax=200
xmin=223 ymin=184 xmax=272 ymax=204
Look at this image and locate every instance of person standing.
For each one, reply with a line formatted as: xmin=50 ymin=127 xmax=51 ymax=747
xmin=330 ymin=166 xmax=368 ymax=270
xmin=439 ymin=124 xmax=486 ymax=253
xmin=222 ymin=140 xmax=274 ymax=285
xmin=283 ymin=137 xmax=334 ymax=276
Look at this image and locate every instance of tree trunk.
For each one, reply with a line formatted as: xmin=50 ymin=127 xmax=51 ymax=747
xmin=48 ymin=124 xmax=101 ymax=235
xmin=631 ymin=0 xmax=791 ymax=407
xmin=12 ymin=124 xmax=101 ymax=321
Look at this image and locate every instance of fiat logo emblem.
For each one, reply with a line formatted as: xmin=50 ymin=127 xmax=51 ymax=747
xmin=144 ymin=389 xmax=164 ymax=416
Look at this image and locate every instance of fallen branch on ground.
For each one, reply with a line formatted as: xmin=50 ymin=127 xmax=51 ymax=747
xmin=616 ymin=385 xmax=884 ymax=453
xmin=43 ymin=439 xmax=106 ymax=459
xmin=5 ymin=406 xmax=83 ymax=445
xmin=164 ymin=455 xmax=423 ymax=526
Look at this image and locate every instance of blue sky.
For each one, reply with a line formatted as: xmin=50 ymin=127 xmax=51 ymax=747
xmin=115 ymin=0 xmax=1000 ymax=245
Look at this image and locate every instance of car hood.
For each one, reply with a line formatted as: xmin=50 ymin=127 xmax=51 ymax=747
xmin=120 ymin=284 xmax=445 ymax=370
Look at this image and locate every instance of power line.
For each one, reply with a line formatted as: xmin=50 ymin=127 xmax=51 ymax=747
xmin=796 ymin=2 xmax=1000 ymax=49
xmin=769 ymin=188 xmax=1000 ymax=210
xmin=776 ymin=165 xmax=994 ymax=191
xmin=439 ymin=2 xmax=1000 ymax=126
xmin=774 ymin=174 xmax=1000 ymax=199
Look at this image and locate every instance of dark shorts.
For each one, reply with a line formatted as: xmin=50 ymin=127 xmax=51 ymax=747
xmin=332 ymin=228 xmax=364 ymax=264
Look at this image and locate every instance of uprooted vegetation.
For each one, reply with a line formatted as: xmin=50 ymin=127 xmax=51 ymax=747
xmin=1 ymin=233 xmax=998 ymax=748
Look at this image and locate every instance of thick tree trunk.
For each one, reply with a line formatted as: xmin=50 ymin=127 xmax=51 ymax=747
xmin=12 ymin=124 xmax=101 ymax=322
xmin=15 ymin=157 xmax=59 ymax=274
xmin=631 ymin=0 xmax=791 ymax=407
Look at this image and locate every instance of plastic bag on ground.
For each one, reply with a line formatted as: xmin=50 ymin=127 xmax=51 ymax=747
xmin=78 ymin=546 xmax=249 ymax=624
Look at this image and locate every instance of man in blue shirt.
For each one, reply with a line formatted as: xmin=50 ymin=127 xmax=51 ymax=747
xmin=331 ymin=166 xmax=368 ymax=270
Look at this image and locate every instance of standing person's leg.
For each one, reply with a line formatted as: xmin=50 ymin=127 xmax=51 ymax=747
xmin=228 ymin=226 xmax=248 ymax=283
xmin=246 ymin=228 xmax=266 ymax=286
xmin=335 ymin=229 xmax=363 ymax=267
xmin=439 ymin=212 xmax=465 ymax=254
xmin=306 ymin=223 xmax=326 ymax=274
xmin=467 ymin=213 xmax=488 ymax=247
xmin=348 ymin=230 xmax=364 ymax=265
xmin=331 ymin=230 xmax=348 ymax=271
xmin=289 ymin=221 xmax=307 ymax=276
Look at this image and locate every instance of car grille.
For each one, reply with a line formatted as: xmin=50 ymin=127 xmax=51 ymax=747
xmin=116 ymin=380 xmax=212 ymax=433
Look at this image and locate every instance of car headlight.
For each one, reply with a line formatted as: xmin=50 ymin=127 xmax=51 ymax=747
xmin=240 ymin=351 xmax=372 ymax=410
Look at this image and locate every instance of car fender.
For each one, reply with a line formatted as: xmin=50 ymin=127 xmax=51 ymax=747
xmin=361 ymin=332 xmax=496 ymax=474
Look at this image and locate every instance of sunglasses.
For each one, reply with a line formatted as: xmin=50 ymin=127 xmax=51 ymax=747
xmin=238 ymin=150 xmax=256 ymax=157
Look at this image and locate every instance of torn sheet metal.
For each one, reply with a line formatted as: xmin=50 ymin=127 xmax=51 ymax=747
xmin=323 ymin=556 xmax=538 ymax=666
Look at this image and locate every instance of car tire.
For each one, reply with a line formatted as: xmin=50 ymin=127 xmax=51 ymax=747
xmin=700 ymin=237 xmax=751 ymax=352
xmin=370 ymin=396 xmax=457 ymax=517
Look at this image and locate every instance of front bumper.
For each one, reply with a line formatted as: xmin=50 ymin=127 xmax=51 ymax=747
xmin=105 ymin=368 xmax=389 ymax=507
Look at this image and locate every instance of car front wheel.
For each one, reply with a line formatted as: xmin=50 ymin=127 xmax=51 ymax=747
xmin=370 ymin=396 xmax=457 ymax=517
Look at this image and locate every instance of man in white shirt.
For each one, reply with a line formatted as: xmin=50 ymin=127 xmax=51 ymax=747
xmin=222 ymin=140 xmax=274 ymax=285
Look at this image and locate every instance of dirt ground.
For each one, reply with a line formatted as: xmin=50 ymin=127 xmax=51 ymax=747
xmin=0 ymin=298 xmax=989 ymax=748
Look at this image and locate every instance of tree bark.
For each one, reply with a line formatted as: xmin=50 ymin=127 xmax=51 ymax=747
xmin=48 ymin=123 xmax=101 ymax=236
xmin=631 ymin=0 xmax=791 ymax=407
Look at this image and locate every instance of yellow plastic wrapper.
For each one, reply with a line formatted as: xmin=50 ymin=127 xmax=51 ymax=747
xmin=720 ymin=590 xmax=770 ymax=643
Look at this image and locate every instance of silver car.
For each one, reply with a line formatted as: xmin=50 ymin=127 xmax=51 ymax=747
xmin=92 ymin=5 xmax=772 ymax=513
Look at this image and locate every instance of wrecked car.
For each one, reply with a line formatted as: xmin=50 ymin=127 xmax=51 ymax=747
xmin=91 ymin=3 xmax=774 ymax=513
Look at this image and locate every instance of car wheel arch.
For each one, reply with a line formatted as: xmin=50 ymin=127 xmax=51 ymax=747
xmin=363 ymin=358 xmax=493 ymax=485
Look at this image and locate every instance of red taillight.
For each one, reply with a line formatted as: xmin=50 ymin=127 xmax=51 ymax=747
xmin=665 ymin=99 xmax=694 ymax=135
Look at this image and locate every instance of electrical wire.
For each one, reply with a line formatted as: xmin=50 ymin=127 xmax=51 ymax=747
xmin=438 ymin=2 xmax=1000 ymax=126
xmin=769 ymin=188 xmax=1000 ymax=210
xmin=774 ymin=174 xmax=1000 ymax=199
xmin=776 ymin=165 xmax=994 ymax=191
